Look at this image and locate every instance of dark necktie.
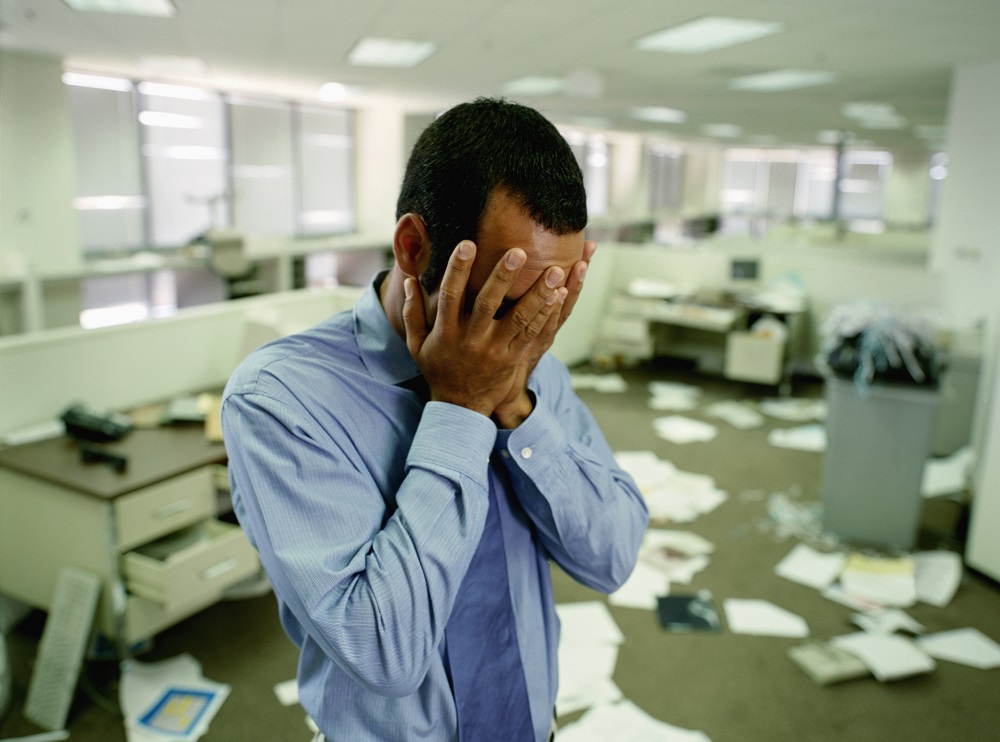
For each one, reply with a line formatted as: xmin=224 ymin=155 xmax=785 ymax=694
xmin=445 ymin=456 xmax=534 ymax=741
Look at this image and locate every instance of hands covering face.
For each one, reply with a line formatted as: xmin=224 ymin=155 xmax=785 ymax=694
xmin=401 ymin=239 xmax=595 ymax=427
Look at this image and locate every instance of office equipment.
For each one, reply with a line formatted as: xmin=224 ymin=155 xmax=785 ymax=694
xmin=60 ymin=403 xmax=133 ymax=443
xmin=24 ymin=567 xmax=101 ymax=731
xmin=0 ymin=424 xmax=259 ymax=653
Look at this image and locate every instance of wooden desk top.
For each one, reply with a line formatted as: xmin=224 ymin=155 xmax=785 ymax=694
xmin=0 ymin=425 xmax=227 ymax=499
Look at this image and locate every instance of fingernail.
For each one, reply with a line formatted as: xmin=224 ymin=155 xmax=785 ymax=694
xmin=458 ymin=241 xmax=473 ymax=259
xmin=559 ymin=288 xmax=568 ymax=303
xmin=403 ymin=278 xmax=413 ymax=298
xmin=546 ymin=267 xmax=564 ymax=288
xmin=505 ymin=249 xmax=525 ymax=270
xmin=546 ymin=291 xmax=559 ymax=306
xmin=578 ymin=263 xmax=588 ymax=279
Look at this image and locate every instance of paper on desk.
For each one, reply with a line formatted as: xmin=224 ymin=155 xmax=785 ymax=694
xmin=921 ymin=446 xmax=974 ymax=498
xmin=830 ymin=632 xmax=935 ymax=681
xmin=767 ymin=424 xmax=827 ymax=452
xmin=609 ymin=560 xmax=670 ymax=610
xmin=913 ymin=550 xmax=963 ymax=607
xmin=774 ymin=543 xmax=846 ymax=590
xmin=723 ymin=599 xmax=809 ymax=638
xmin=648 ymin=382 xmax=701 ymax=412
xmin=628 ymin=278 xmax=679 ymax=299
xmin=120 ymin=654 xmax=230 ymax=742
xmin=759 ymin=398 xmax=827 ymax=422
xmin=653 ymin=416 xmax=718 ymax=444
xmin=704 ymin=400 xmax=764 ymax=429
xmin=839 ymin=554 xmax=917 ymax=608
xmin=916 ymin=628 xmax=1000 ymax=670
xmin=557 ymin=700 xmax=711 ymax=742
xmin=571 ymin=372 xmax=629 ymax=393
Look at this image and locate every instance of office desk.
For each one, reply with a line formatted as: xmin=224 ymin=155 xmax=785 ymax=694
xmin=0 ymin=426 xmax=259 ymax=649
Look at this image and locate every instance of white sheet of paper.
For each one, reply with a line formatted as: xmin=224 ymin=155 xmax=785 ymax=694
xmin=774 ymin=543 xmax=846 ymax=590
xmin=921 ymin=446 xmax=974 ymax=498
xmin=850 ymin=607 xmax=925 ymax=635
xmin=272 ymin=678 xmax=299 ymax=706
xmin=642 ymin=528 xmax=715 ymax=557
xmin=767 ymin=424 xmax=827 ymax=452
xmin=831 ymin=632 xmax=935 ymax=681
xmin=653 ymin=415 xmax=718 ymax=444
xmin=705 ymin=400 xmax=764 ymax=429
xmin=609 ymin=560 xmax=670 ymax=610
xmin=571 ymin=373 xmax=628 ymax=393
xmin=840 ymin=554 xmax=917 ymax=608
xmin=916 ymin=628 xmax=1000 ymax=669
xmin=556 ymin=601 xmax=625 ymax=646
xmin=759 ymin=398 xmax=827 ymax=421
xmin=723 ymin=599 xmax=809 ymax=638
xmin=557 ymin=700 xmax=711 ymax=742
xmin=913 ymin=550 xmax=962 ymax=607
xmin=556 ymin=642 xmax=623 ymax=714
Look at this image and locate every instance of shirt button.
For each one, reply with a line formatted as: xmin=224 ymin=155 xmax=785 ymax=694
xmin=519 ymin=447 xmax=533 ymax=459
xmin=500 ymin=450 xmax=510 ymax=459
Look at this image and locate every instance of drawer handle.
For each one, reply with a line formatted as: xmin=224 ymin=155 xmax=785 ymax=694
xmin=152 ymin=499 xmax=192 ymax=519
xmin=202 ymin=558 xmax=239 ymax=581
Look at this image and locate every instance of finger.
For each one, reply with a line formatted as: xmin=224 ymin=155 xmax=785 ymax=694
xmin=469 ymin=248 xmax=527 ymax=329
xmin=583 ymin=240 xmax=598 ymax=264
xmin=558 ymin=259 xmax=588 ymax=328
xmin=500 ymin=264 xmax=564 ymax=343
xmin=401 ymin=277 xmax=428 ymax=357
xmin=435 ymin=241 xmax=477 ymax=327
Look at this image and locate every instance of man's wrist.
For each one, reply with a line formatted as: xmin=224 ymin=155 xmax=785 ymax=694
xmin=493 ymin=390 xmax=535 ymax=429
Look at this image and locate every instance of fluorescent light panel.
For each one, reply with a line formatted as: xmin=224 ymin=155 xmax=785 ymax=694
xmin=62 ymin=71 xmax=133 ymax=91
xmin=317 ymin=82 xmax=367 ymax=101
xmin=137 ymin=81 xmax=213 ymax=100
xmin=502 ymin=76 xmax=566 ymax=97
xmin=635 ymin=16 xmax=783 ymax=54
xmin=730 ymin=69 xmax=837 ymax=91
xmin=702 ymin=123 xmax=743 ymax=138
xmin=137 ymin=111 xmax=202 ymax=128
xmin=630 ymin=106 xmax=687 ymax=124
xmin=63 ymin=0 xmax=176 ymax=17
xmin=348 ymin=38 xmax=436 ymax=68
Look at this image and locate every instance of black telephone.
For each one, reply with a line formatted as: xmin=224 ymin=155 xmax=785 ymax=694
xmin=60 ymin=403 xmax=134 ymax=443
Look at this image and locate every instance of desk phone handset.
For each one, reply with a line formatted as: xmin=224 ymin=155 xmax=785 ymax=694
xmin=61 ymin=403 xmax=133 ymax=443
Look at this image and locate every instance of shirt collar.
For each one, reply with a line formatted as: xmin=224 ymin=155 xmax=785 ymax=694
xmin=354 ymin=271 xmax=421 ymax=386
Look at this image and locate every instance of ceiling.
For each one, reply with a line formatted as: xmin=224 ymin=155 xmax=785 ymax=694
xmin=2 ymin=0 xmax=998 ymax=153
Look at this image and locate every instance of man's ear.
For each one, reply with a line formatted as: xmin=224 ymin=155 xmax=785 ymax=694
xmin=393 ymin=213 xmax=431 ymax=279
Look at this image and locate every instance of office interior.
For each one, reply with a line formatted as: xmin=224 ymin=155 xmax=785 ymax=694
xmin=1 ymin=1 xmax=999 ymax=739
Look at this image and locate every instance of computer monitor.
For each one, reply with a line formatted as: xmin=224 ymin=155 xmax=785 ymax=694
xmin=730 ymin=258 xmax=759 ymax=281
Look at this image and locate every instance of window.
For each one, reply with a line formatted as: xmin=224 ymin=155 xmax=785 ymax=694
xmin=647 ymin=144 xmax=684 ymax=212
xmin=297 ymin=106 xmax=356 ymax=235
xmin=566 ymin=132 xmax=610 ymax=217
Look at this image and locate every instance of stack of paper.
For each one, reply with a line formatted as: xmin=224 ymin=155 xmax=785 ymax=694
xmin=830 ymin=633 xmax=935 ymax=682
xmin=838 ymin=554 xmax=917 ymax=608
xmin=555 ymin=601 xmax=626 ymax=715
xmin=610 ymin=530 xmax=715 ymax=610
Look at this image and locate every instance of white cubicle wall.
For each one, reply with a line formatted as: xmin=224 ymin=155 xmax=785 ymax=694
xmin=0 ymin=286 xmax=364 ymax=439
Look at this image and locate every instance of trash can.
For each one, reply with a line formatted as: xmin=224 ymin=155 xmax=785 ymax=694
xmin=820 ymin=377 xmax=940 ymax=550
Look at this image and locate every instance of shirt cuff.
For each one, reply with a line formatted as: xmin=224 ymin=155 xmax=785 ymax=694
xmin=406 ymin=401 xmax=497 ymax=481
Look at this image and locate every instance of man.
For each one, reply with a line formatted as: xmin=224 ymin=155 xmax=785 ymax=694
xmin=222 ymin=98 xmax=649 ymax=741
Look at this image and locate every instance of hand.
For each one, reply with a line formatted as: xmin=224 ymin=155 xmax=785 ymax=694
xmin=492 ymin=240 xmax=596 ymax=428
xmin=401 ymin=241 xmax=565 ymax=418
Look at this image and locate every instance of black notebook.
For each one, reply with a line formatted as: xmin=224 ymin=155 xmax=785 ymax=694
xmin=656 ymin=592 xmax=723 ymax=633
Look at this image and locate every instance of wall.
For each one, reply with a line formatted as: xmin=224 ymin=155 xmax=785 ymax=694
xmin=0 ymin=51 xmax=81 ymax=281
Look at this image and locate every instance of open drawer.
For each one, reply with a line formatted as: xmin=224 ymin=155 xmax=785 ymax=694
xmin=122 ymin=519 xmax=259 ymax=609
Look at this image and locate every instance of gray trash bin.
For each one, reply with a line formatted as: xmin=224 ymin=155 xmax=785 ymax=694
xmin=820 ymin=377 xmax=940 ymax=550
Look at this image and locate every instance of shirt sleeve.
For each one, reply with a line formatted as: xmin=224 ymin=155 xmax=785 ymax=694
xmin=498 ymin=357 xmax=650 ymax=594
xmin=223 ymin=389 xmax=496 ymax=698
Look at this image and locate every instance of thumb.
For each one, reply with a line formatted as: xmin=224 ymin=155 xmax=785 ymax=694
xmin=401 ymin=276 xmax=428 ymax=357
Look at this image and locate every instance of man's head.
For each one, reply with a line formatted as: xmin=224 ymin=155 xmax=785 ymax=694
xmin=396 ymin=97 xmax=588 ymax=294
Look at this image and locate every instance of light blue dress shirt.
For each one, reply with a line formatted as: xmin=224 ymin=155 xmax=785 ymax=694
xmin=222 ymin=275 xmax=649 ymax=741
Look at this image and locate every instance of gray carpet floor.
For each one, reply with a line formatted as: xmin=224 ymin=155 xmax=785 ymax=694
xmin=2 ymin=362 xmax=998 ymax=741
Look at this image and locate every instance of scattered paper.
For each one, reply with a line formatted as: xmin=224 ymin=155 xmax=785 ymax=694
xmin=648 ymin=382 xmax=702 ymax=412
xmin=609 ymin=560 xmax=670 ymax=610
xmin=273 ymin=678 xmax=299 ymax=706
xmin=120 ymin=654 xmax=230 ymax=742
xmin=653 ymin=416 xmax=718 ymax=444
xmin=555 ymin=602 xmax=627 ymax=716
xmin=913 ymin=550 xmax=963 ymax=607
xmin=851 ymin=608 xmax=925 ymax=635
xmin=916 ymin=628 xmax=1000 ymax=670
xmin=921 ymin=446 xmax=974 ymax=498
xmin=704 ymin=400 xmax=764 ymax=429
xmin=616 ymin=451 xmax=727 ymax=524
xmin=767 ymin=424 xmax=827 ymax=452
xmin=830 ymin=632 xmax=935 ymax=682
xmin=571 ymin=373 xmax=629 ymax=393
xmin=787 ymin=641 xmax=870 ymax=685
xmin=723 ymin=599 xmax=809 ymax=638
xmin=839 ymin=554 xmax=917 ymax=608
xmin=759 ymin=398 xmax=827 ymax=422
xmin=557 ymin=700 xmax=711 ymax=742
xmin=774 ymin=543 xmax=846 ymax=590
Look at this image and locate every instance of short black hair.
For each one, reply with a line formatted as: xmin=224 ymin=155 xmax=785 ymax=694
xmin=396 ymin=97 xmax=588 ymax=292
